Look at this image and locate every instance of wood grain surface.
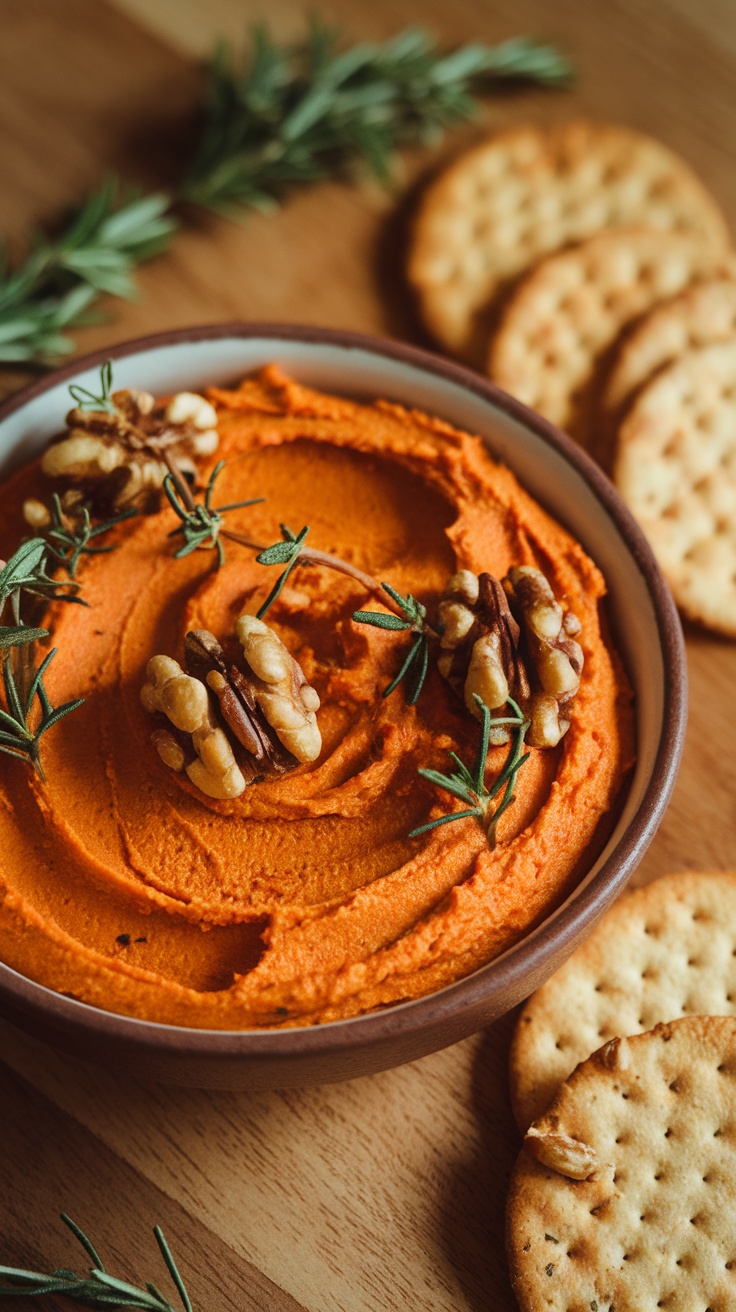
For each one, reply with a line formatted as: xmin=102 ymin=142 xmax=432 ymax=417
xmin=1 ymin=1 xmax=735 ymax=1308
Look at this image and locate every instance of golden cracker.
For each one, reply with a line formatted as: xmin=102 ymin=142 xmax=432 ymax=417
xmin=487 ymin=227 xmax=727 ymax=446
xmin=510 ymin=871 xmax=736 ymax=1130
xmin=614 ymin=338 xmax=736 ymax=634
xmin=507 ymin=1017 xmax=736 ymax=1312
xmin=604 ymin=274 xmax=736 ymax=418
xmin=408 ymin=120 xmax=730 ymax=364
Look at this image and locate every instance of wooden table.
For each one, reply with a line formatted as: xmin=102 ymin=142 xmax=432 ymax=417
xmin=2 ymin=1 xmax=735 ymax=1307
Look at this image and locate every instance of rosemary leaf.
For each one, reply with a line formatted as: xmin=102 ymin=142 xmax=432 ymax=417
xmin=41 ymin=495 xmax=137 ymax=579
xmin=352 ymin=582 xmax=431 ymax=702
xmin=408 ymin=807 xmax=481 ymax=838
xmin=382 ymin=632 xmax=423 ymax=698
xmin=153 ymin=1229 xmax=193 ymax=1312
xmin=164 ymin=460 xmax=262 ymax=569
xmin=0 ymin=1214 xmax=193 ymax=1311
xmin=409 ymin=631 xmax=429 ymax=704
xmin=351 ymin=610 xmax=411 ymax=631
xmin=0 ymin=624 xmax=48 ymax=650
xmin=417 ymin=767 xmax=475 ymax=804
xmin=0 ymin=646 xmax=84 ymax=779
xmin=59 ymin=1214 xmax=105 ymax=1273
xmin=256 ymin=525 xmax=310 ymax=617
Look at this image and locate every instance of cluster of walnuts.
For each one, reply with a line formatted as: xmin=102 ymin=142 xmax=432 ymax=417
xmin=40 ymin=388 xmax=220 ymax=512
xmin=139 ymin=560 xmax=582 ymax=801
xmin=140 ymin=614 xmax=322 ymax=800
xmin=437 ymin=564 xmax=583 ymax=749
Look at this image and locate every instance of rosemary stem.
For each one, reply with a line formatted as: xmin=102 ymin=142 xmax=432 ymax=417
xmin=221 ymin=529 xmax=440 ymax=636
xmin=160 ymin=451 xmax=198 ymax=514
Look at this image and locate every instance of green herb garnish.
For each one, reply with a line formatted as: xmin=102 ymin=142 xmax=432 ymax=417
xmin=0 ymin=540 xmax=85 ymax=774
xmin=256 ymin=524 xmax=311 ymax=617
xmin=0 ymin=26 xmax=572 ymax=365
xmin=0 ymin=538 xmax=80 ymax=649
xmin=409 ymin=694 xmax=530 ymax=846
xmin=0 ymin=182 xmax=176 ymax=365
xmin=253 ymin=530 xmax=439 ymax=692
xmin=0 ymin=1211 xmax=193 ymax=1310
xmin=0 ymin=647 xmax=84 ymax=780
xmin=42 ymin=495 xmax=137 ymax=579
xmin=164 ymin=459 xmax=264 ymax=568
xmin=183 ymin=24 xmax=574 ymax=212
xmin=68 ymin=356 xmax=117 ymax=414
xmin=353 ymin=584 xmax=431 ymax=704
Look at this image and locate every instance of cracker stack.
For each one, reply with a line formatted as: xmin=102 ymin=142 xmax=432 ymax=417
xmin=408 ymin=119 xmax=736 ymax=636
xmin=506 ymin=872 xmax=736 ymax=1309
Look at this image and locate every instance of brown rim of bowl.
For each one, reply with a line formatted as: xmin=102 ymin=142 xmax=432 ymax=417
xmin=0 ymin=321 xmax=687 ymax=1057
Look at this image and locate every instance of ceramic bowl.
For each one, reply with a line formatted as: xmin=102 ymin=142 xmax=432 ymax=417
xmin=0 ymin=324 xmax=687 ymax=1088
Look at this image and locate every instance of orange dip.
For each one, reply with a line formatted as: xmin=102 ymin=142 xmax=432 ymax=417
xmin=0 ymin=367 xmax=633 ymax=1028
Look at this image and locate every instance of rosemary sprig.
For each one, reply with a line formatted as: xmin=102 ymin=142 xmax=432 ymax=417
xmin=0 ymin=1211 xmax=193 ymax=1310
xmin=409 ymin=694 xmax=531 ymax=846
xmin=164 ymin=459 xmax=264 ymax=568
xmin=0 ymin=25 xmax=571 ymax=366
xmin=0 ymin=181 xmax=176 ymax=365
xmin=0 ymin=646 xmax=84 ymax=780
xmin=183 ymin=23 xmax=574 ymax=212
xmin=0 ymin=540 xmax=86 ymax=774
xmin=353 ymin=585 xmax=431 ymax=704
xmin=252 ymin=524 xmax=439 ymax=652
xmin=41 ymin=494 xmax=137 ymax=579
xmin=0 ymin=538 xmax=81 ymax=647
xmin=253 ymin=527 xmax=438 ymax=701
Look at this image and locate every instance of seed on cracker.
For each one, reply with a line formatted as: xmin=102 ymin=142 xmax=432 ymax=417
xmin=507 ymin=1017 xmax=736 ymax=1312
xmin=604 ymin=274 xmax=736 ymax=420
xmin=614 ymin=339 xmax=736 ymax=633
xmin=487 ymin=228 xmax=729 ymax=447
xmin=510 ymin=871 xmax=736 ymax=1129
xmin=408 ymin=120 xmax=730 ymax=364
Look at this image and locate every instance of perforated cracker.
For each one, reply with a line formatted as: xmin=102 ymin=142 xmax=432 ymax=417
xmin=604 ymin=275 xmax=736 ymax=419
xmin=507 ymin=1017 xmax=736 ymax=1312
xmin=487 ymin=228 xmax=727 ymax=446
xmin=408 ymin=121 xmax=730 ymax=364
xmin=614 ymin=339 xmax=736 ymax=633
xmin=510 ymin=872 xmax=736 ymax=1130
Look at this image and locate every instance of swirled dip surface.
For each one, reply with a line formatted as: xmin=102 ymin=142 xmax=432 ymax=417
xmin=0 ymin=368 xmax=633 ymax=1028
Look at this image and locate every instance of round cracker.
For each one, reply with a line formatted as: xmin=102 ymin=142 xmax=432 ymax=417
xmin=408 ymin=120 xmax=730 ymax=364
xmin=604 ymin=274 xmax=736 ymax=418
xmin=507 ymin=1017 xmax=736 ymax=1311
xmin=614 ymin=339 xmax=736 ymax=634
xmin=510 ymin=872 xmax=736 ymax=1130
xmin=487 ymin=228 xmax=729 ymax=446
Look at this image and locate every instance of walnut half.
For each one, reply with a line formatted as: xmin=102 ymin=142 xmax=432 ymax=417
xmin=503 ymin=566 xmax=583 ymax=749
xmin=141 ymin=616 xmax=321 ymax=801
xmin=140 ymin=655 xmax=246 ymax=799
xmin=437 ymin=564 xmax=583 ymax=750
xmin=184 ymin=627 xmax=295 ymax=774
xmin=437 ymin=570 xmax=530 ymax=744
xmin=235 ymin=615 xmax=322 ymax=765
xmin=41 ymin=388 xmax=220 ymax=512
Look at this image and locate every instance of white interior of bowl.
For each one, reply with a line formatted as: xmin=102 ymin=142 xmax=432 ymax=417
xmin=0 ymin=333 xmax=660 ymax=986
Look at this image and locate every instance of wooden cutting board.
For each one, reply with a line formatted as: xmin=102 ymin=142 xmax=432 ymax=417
xmin=1 ymin=1 xmax=735 ymax=1307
